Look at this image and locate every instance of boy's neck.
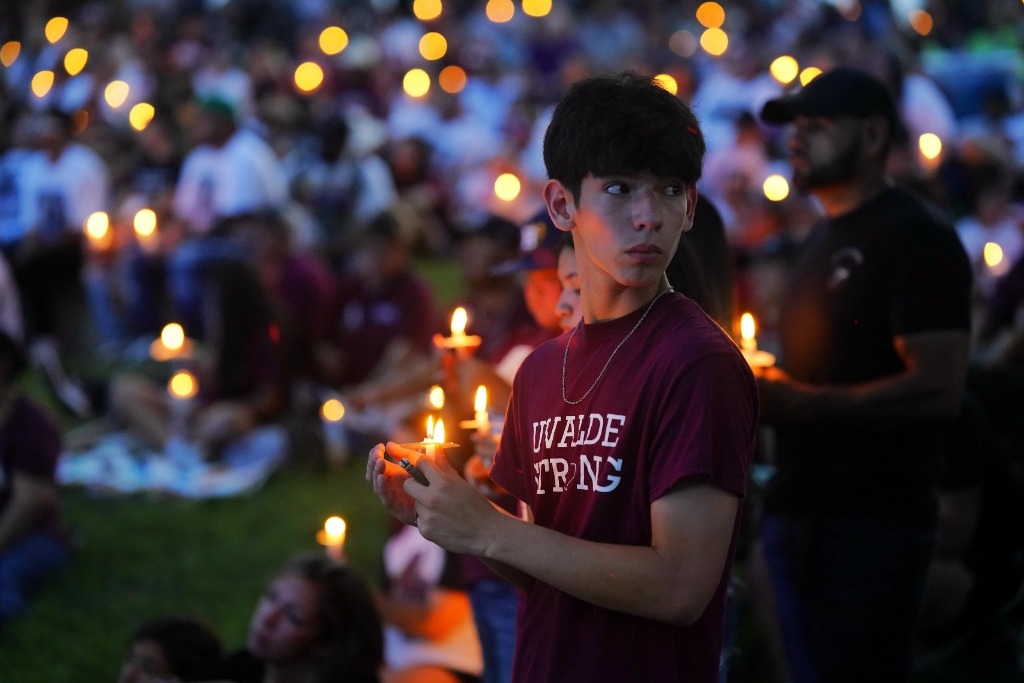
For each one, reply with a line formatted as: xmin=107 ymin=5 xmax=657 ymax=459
xmin=582 ymin=278 xmax=669 ymax=324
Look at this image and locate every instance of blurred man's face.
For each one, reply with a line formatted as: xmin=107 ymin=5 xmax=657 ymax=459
xmin=788 ymin=115 xmax=864 ymax=191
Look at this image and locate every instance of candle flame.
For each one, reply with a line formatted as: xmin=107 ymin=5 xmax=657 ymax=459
xmin=324 ymin=516 xmax=346 ymax=537
xmin=134 ymin=208 xmax=157 ymax=236
xmin=983 ymin=242 xmax=1003 ymax=269
xmin=161 ymin=323 xmax=185 ymax=351
xmin=450 ymin=307 xmax=468 ymax=336
xmin=85 ymin=211 xmax=109 ymax=240
xmin=740 ymin=313 xmax=756 ymax=342
xmin=429 ymin=385 xmax=445 ymax=409
xmin=474 ymin=385 xmax=488 ymax=412
xmin=432 ymin=419 xmax=445 ymax=443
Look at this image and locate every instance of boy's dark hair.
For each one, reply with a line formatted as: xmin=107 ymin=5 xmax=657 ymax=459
xmin=129 ymin=615 xmax=224 ymax=680
xmin=543 ymin=72 xmax=705 ymax=201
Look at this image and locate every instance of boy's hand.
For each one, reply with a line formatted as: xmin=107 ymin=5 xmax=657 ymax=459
xmin=366 ymin=442 xmax=423 ymax=526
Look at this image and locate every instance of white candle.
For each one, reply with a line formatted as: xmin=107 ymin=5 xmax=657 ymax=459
xmin=740 ymin=313 xmax=757 ymax=352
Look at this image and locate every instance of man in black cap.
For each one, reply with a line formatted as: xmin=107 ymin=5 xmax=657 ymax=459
xmin=753 ymin=67 xmax=973 ymax=682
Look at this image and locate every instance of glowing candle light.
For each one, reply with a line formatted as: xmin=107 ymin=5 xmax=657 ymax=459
xmin=150 ymin=322 xmax=194 ymax=361
xmin=403 ymin=68 xmax=430 ymax=98
xmin=439 ymin=65 xmax=467 ymax=94
xmin=134 ymin=207 xmax=157 ymax=237
xmin=763 ymin=174 xmax=790 ymax=202
xmin=434 ymin=306 xmax=481 ymax=350
xmin=799 ymin=67 xmax=822 ymax=86
xmin=770 ymin=55 xmax=799 ymax=85
xmin=294 ymin=61 xmax=324 ymax=93
xmin=84 ymin=211 xmax=112 ymax=250
xmin=486 ymin=0 xmax=515 ymax=23
xmin=317 ymin=516 xmax=347 ymax=561
xmin=105 ymin=80 xmax=130 ymax=109
xmin=696 ymin=1 xmax=725 ymax=28
xmin=321 ymin=397 xmax=349 ymax=465
xmin=413 ymin=0 xmax=443 ymax=21
xmin=0 ymin=41 xmax=21 ymax=68
xmin=319 ymin=26 xmax=349 ymax=55
xmin=653 ymin=73 xmax=678 ymax=95
xmin=522 ymin=0 xmax=552 ymax=18
xmin=738 ymin=312 xmax=775 ymax=368
xmin=494 ymin=173 xmax=521 ymax=201
xmin=31 ymin=70 xmax=55 ymax=98
xmin=419 ymin=32 xmax=447 ymax=61
xmin=168 ymin=369 xmax=198 ymax=400
xmin=700 ymin=27 xmax=728 ymax=56
xmin=64 ymin=47 xmax=88 ymax=76
xmin=129 ymin=102 xmax=155 ymax=131
xmin=474 ymin=385 xmax=490 ymax=437
xmin=429 ymin=385 xmax=445 ymax=410
xmin=45 ymin=17 xmax=69 ymax=44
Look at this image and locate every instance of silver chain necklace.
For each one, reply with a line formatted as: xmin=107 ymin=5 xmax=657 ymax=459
xmin=561 ymin=287 xmax=674 ymax=405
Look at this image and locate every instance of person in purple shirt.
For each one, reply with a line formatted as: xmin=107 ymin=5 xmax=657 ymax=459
xmin=368 ymin=72 xmax=758 ymax=682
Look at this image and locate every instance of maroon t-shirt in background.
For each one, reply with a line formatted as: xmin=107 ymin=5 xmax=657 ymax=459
xmin=0 ymin=394 xmax=66 ymax=542
xmin=332 ymin=270 xmax=441 ymax=386
xmin=491 ymin=293 xmax=758 ymax=683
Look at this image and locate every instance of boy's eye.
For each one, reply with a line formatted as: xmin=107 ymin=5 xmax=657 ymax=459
xmin=662 ymin=184 xmax=683 ymax=196
xmin=604 ymin=182 xmax=629 ymax=195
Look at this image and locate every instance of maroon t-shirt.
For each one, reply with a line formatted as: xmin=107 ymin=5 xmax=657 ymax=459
xmin=0 ymin=394 xmax=66 ymax=542
xmin=491 ymin=293 xmax=757 ymax=682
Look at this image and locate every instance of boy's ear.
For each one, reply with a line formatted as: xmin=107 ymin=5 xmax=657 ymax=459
xmin=543 ymin=179 xmax=575 ymax=231
xmin=683 ymin=185 xmax=698 ymax=231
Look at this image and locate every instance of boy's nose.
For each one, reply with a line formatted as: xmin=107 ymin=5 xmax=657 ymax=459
xmin=632 ymin=190 xmax=663 ymax=230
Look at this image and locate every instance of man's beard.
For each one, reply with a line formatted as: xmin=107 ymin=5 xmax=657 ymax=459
xmin=792 ymin=135 xmax=863 ymax=191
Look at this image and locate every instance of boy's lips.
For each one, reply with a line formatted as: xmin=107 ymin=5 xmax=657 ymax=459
xmin=625 ymin=244 xmax=664 ymax=263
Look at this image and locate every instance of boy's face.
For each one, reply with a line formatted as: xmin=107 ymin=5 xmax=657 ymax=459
xmin=567 ymin=173 xmax=695 ymax=291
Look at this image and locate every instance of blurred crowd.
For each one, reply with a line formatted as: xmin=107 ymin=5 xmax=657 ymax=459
xmin=2 ymin=0 xmax=1024 ymax=680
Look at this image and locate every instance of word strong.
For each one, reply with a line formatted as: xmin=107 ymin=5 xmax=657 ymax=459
xmin=531 ymin=413 xmax=626 ymax=494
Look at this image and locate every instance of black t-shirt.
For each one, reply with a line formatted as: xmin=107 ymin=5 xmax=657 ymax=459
xmin=765 ymin=186 xmax=972 ymax=526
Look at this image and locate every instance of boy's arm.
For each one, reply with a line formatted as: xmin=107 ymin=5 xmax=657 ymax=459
xmin=409 ymin=455 xmax=739 ymax=627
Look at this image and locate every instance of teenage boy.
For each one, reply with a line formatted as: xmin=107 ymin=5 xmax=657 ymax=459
xmin=367 ymin=72 xmax=758 ymax=682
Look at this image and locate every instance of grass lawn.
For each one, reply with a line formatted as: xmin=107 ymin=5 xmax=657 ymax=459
xmin=0 ymin=255 xmax=463 ymax=681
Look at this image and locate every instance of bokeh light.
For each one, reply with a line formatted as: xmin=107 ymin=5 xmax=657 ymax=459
xmin=294 ymin=61 xmax=324 ymax=93
xmin=0 ymin=41 xmax=21 ymax=67
xmin=85 ymin=211 xmax=110 ymax=240
xmin=700 ymin=28 xmax=728 ymax=56
xmin=419 ymin=32 xmax=448 ymax=61
xmin=31 ymin=71 xmax=55 ymax=98
xmin=134 ymin=208 xmax=157 ymax=237
xmin=321 ymin=398 xmax=345 ymax=422
xmin=64 ymin=47 xmax=88 ymax=75
xmin=522 ymin=0 xmax=552 ymax=17
xmin=763 ymin=174 xmax=790 ymax=202
xmin=403 ymin=68 xmax=431 ymax=98
xmin=918 ymin=133 xmax=942 ymax=160
xmin=668 ymin=30 xmax=698 ymax=58
xmin=770 ymin=55 xmax=799 ymax=85
xmin=983 ymin=242 xmax=1004 ymax=270
xmin=909 ymin=10 xmax=933 ymax=36
xmin=486 ymin=0 xmax=515 ymax=23
xmin=45 ymin=17 xmax=69 ymax=44
xmin=319 ymin=26 xmax=348 ymax=55
xmin=129 ymin=102 xmax=155 ymax=130
xmin=168 ymin=370 xmax=198 ymax=400
xmin=494 ymin=173 xmax=521 ymax=201
xmin=161 ymin=323 xmax=185 ymax=351
xmin=696 ymin=2 xmax=726 ymax=29
xmin=413 ymin=0 xmax=443 ymax=21
xmin=439 ymin=65 xmax=467 ymax=93
xmin=653 ymin=73 xmax=678 ymax=95
xmin=799 ymin=67 xmax=822 ymax=85
xmin=104 ymin=80 xmax=130 ymax=108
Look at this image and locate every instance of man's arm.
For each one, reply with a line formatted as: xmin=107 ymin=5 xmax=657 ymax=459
xmin=757 ymin=329 xmax=969 ymax=423
xmin=0 ymin=473 xmax=57 ymax=553
xmin=409 ymin=454 xmax=740 ymax=627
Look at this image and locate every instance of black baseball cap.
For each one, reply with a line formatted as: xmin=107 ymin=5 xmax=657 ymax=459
xmin=489 ymin=209 xmax=562 ymax=276
xmin=759 ymin=67 xmax=900 ymax=131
